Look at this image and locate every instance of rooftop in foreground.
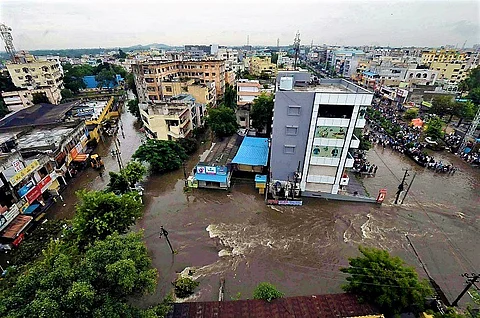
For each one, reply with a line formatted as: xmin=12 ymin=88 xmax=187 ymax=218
xmin=293 ymin=79 xmax=373 ymax=94
xmin=200 ymin=133 xmax=243 ymax=166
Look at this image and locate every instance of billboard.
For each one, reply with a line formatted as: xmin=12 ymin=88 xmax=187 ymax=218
xmin=315 ymin=126 xmax=347 ymax=139
xmin=311 ymin=145 xmax=342 ymax=158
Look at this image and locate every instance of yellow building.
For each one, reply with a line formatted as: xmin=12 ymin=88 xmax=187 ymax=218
xmin=139 ymin=94 xmax=205 ymax=141
xmin=132 ymin=59 xmax=226 ymax=103
xmin=421 ymin=49 xmax=467 ymax=66
xmin=430 ymin=62 xmax=469 ymax=88
xmin=159 ymin=79 xmax=216 ymax=106
xmin=249 ymin=56 xmax=277 ymax=77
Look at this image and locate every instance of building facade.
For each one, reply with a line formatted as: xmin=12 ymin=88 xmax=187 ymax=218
xmin=249 ymin=56 xmax=277 ymax=77
xmin=139 ymin=94 xmax=205 ymax=140
xmin=237 ymin=79 xmax=261 ymax=107
xmin=5 ymin=54 xmax=63 ymax=107
xmin=270 ymin=72 xmax=373 ymax=196
xmin=132 ymin=59 xmax=226 ymax=103
xmin=2 ymin=86 xmax=62 ymax=112
xmin=328 ymin=49 xmax=366 ymax=78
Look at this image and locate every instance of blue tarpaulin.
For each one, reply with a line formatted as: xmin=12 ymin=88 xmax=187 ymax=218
xmin=194 ymin=173 xmax=227 ymax=183
xmin=23 ymin=204 xmax=40 ymax=215
xmin=232 ymin=137 xmax=269 ymax=166
xmin=83 ymin=74 xmax=123 ymax=89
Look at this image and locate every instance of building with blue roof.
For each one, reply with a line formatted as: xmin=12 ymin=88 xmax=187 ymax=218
xmin=232 ymin=136 xmax=269 ymax=173
xmin=83 ymin=74 xmax=124 ymax=89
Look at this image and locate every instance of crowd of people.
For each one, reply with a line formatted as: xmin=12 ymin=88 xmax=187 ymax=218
xmin=365 ymin=99 xmax=459 ymax=173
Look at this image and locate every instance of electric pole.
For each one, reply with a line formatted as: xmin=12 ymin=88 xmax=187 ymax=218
xmin=452 ymin=273 xmax=479 ymax=307
xmin=159 ymin=226 xmax=175 ymax=254
xmin=111 ymin=138 xmax=124 ymax=170
xmin=394 ymin=169 xmax=409 ymax=204
xmin=400 ymin=172 xmax=416 ymax=204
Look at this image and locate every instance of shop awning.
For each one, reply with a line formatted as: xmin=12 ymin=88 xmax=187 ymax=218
xmin=1 ymin=215 xmax=33 ymax=239
xmin=194 ymin=173 xmax=227 ymax=183
xmin=73 ymin=154 xmax=89 ymax=162
xmin=23 ymin=203 xmax=41 ymax=215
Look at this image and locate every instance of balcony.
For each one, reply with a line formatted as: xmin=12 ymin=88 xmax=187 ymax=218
xmin=355 ymin=118 xmax=366 ymax=128
xmin=306 ymin=175 xmax=335 ymax=184
xmin=313 ymin=138 xmax=344 ymax=147
xmin=317 ymin=117 xmax=350 ymax=127
xmin=350 ymin=134 xmax=360 ymax=148
xmin=310 ymin=157 xmax=340 ymax=166
xmin=345 ymin=152 xmax=354 ymax=168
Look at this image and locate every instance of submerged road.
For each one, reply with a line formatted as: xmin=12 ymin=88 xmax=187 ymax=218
xmin=50 ymin=97 xmax=479 ymax=308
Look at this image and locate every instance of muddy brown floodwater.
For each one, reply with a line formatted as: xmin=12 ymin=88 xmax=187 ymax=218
xmin=51 ymin=100 xmax=480 ymax=308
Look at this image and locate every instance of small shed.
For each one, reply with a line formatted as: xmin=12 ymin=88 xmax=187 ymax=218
xmin=231 ymin=137 xmax=269 ymax=173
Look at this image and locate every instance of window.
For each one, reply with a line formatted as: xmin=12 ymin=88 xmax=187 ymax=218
xmin=284 ymin=145 xmax=296 ymax=154
xmin=285 ymin=125 xmax=298 ymax=136
xmin=15 ymin=69 xmax=20 ymax=73
xmin=205 ymin=73 xmax=209 ymax=76
xmin=212 ymin=73 xmax=216 ymax=76
xmin=165 ymin=86 xmax=172 ymax=92
xmin=287 ymin=105 xmax=301 ymax=116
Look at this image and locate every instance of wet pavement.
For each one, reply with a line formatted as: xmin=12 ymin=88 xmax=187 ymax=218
xmin=48 ymin=95 xmax=479 ymax=308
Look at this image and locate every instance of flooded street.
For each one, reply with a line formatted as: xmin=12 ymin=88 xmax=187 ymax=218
xmin=52 ymin=98 xmax=479 ymax=307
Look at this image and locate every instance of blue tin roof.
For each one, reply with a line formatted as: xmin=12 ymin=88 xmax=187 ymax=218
xmin=363 ymin=71 xmax=378 ymax=77
xmin=194 ymin=173 xmax=227 ymax=183
xmin=232 ymin=137 xmax=269 ymax=166
xmin=83 ymin=75 xmax=122 ymax=89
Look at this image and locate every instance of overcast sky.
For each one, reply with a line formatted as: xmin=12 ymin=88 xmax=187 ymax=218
xmin=1 ymin=0 xmax=479 ymax=50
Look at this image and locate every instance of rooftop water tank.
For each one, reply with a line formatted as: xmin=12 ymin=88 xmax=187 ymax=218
xmin=279 ymin=77 xmax=294 ymax=91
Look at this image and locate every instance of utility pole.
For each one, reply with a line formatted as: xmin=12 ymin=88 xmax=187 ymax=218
xmin=159 ymin=226 xmax=175 ymax=254
xmin=400 ymin=172 xmax=416 ymax=204
xmin=394 ymin=169 xmax=409 ymax=204
xmin=111 ymin=138 xmax=123 ymax=170
xmin=452 ymin=273 xmax=479 ymax=307
xmin=182 ymin=161 xmax=188 ymax=186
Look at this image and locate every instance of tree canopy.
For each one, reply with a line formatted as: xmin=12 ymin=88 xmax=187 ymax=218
xmin=341 ymin=246 xmax=432 ymax=315
xmin=72 ymin=190 xmax=143 ymax=247
xmin=430 ymin=96 xmax=455 ymax=118
xmin=133 ymin=139 xmax=188 ymax=173
xmin=206 ymin=106 xmax=239 ymax=137
xmin=0 ymin=232 xmax=158 ymax=318
xmin=127 ymin=98 xmax=141 ymax=120
xmin=222 ymin=83 xmax=237 ymax=110
xmin=253 ymin=282 xmax=284 ymax=302
xmin=425 ymin=116 xmax=445 ymax=140
xmin=106 ymin=161 xmax=146 ymax=194
xmin=250 ymin=93 xmax=274 ymax=134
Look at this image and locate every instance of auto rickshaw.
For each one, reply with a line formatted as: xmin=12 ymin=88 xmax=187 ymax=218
xmin=90 ymin=154 xmax=104 ymax=170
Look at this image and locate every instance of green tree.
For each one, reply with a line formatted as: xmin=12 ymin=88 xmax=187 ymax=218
xmin=177 ymin=137 xmax=198 ymax=155
xmin=271 ymin=52 xmax=279 ymax=64
xmin=72 ymin=190 xmax=143 ymax=247
xmin=127 ymin=98 xmax=141 ymax=120
xmin=118 ymin=48 xmax=127 ymax=59
xmin=0 ymin=232 xmax=158 ymax=318
xmin=61 ymin=88 xmax=74 ymax=99
xmin=133 ymin=139 xmax=188 ymax=173
xmin=425 ymin=116 xmax=445 ymax=140
xmin=106 ymin=161 xmax=146 ymax=194
xmin=62 ymin=63 xmax=93 ymax=93
xmin=340 ymin=246 xmax=432 ymax=315
xmin=253 ymin=282 xmax=284 ymax=302
xmin=430 ymin=95 xmax=454 ymax=118
xmin=32 ymin=92 xmax=50 ymax=104
xmin=404 ymin=108 xmax=419 ymax=121
xmin=206 ymin=106 xmax=239 ymax=137
xmin=468 ymin=87 xmax=480 ymax=106
xmin=173 ymin=277 xmax=199 ymax=298
xmin=250 ymin=93 xmax=274 ymax=134
xmin=126 ymin=72 xmax=137 ymax=96
xmin=0 ymin=72 xmax=16 ymax=92
xmin=95 ymin=68 xmax=116 ymax=88
xmin=464 ymin=66 xmax=480 ymax=92
xmin=222 ymin=83 xmax=237 ymax=110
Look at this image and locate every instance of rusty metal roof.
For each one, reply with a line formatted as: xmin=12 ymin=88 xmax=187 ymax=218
xmin=167 ymin=293 xmax=380 ymax=318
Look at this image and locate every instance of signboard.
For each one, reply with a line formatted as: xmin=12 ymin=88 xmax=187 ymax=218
xmin=315 ymin=126 xmax=347 ymax=139
xmin=205 ymin=166 xmax=216 ymax=174
xmin=9 ymin=160 xmax=40 ymax=187
xmin=12 ymin=159 xmax=24 ymax=172
xmin=13 ymin=233 xmax=25 ymax=247
xmin=421 ymin=101 xmax=432 ymax=108
xmin=216 ymin=166 xmax=227 ymax=175
xmin=25 ymin=185 xmax=42 ymax=204
xmin=196 ymin=166 xmax=206 ymax=174
xmin=312 ymin=145 xmax=342 ymax=158
xmin=17 ymin=180 xmax=35 ymax=197
xmin=267 ymin=199 xmax=303 ymax=206
xmin=38 ymin=174 xmax=53 ymax=193
xmin=376 ymin=188 xmax=387 ymax=203
xmin=0 ymin=204 xmax=20 ymax=232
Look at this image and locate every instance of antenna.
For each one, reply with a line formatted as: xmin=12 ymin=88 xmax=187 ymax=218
xmin=462 ymin=40 xmax=467 ymax=50
xmin=277 ymin=38 xmax=279 ymax=49
xmin=247 ymin=35 xmax=249 ymax=46
xmin=293 ymin=31 xmax=301 ymax=69
xmin=0 ymin=24 xmax=17 ymax=63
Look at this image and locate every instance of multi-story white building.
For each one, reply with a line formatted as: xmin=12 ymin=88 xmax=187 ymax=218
xmin=139 ymin=94 xmax=206 ymax=141
xmin=270 ymin=71 xmax=373 ymax=197
xmin=327 ymin=49 xmax=366 ymax=78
